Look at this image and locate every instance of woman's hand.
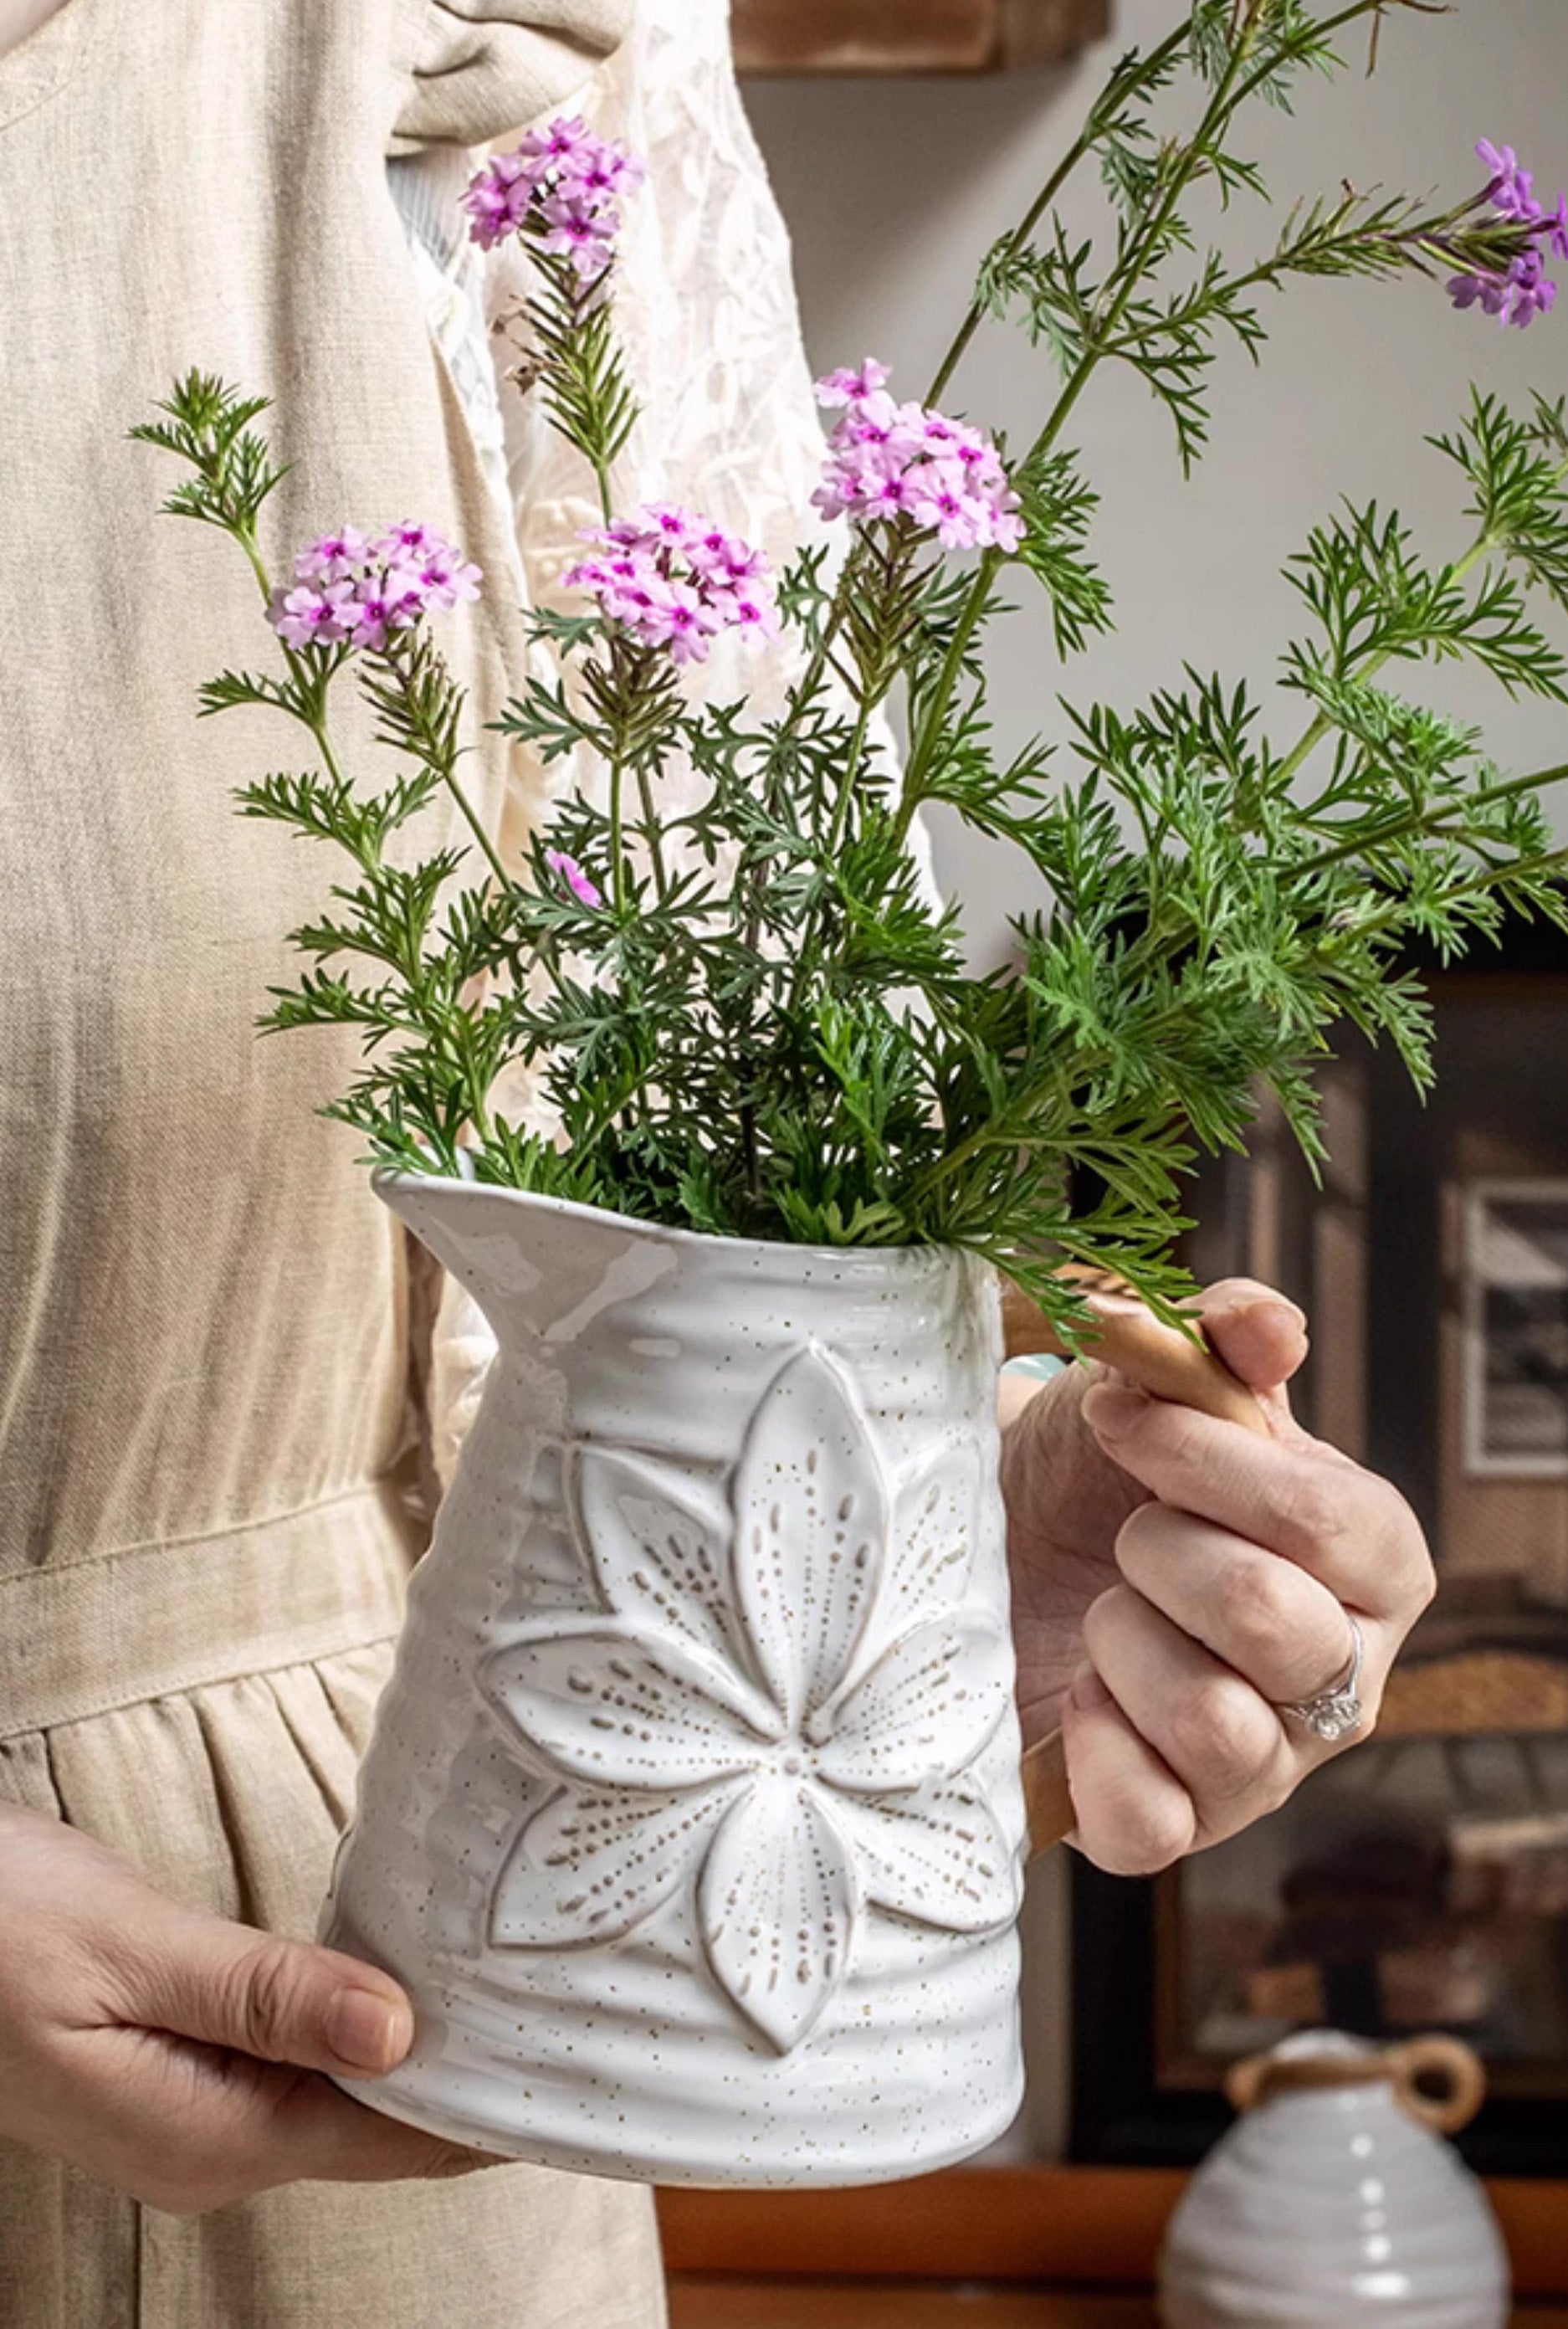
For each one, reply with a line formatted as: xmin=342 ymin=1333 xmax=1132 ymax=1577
xmin=0 ymin=1803 xmax=495 ymax=2214
xmin=1001 ymin=1278 xmax=1435 ymax=1875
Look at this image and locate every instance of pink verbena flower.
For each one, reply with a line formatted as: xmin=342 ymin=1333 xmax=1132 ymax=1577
xmin=270 ymin=581 xmax=356 ymax=649
xmin=814 ymin=359 xmax=891 ymax=409
xmin=544 ymin=847 xmax=602 ymax=908
xmin=812 ymin=361 xmax=1024 ymax=552
xmin=564 ymin=506 xmax=779 ymax=667
xmin=267 ymin=526 xmax=483 ymax=653
xmin=397 ymin=546 xmax=484 ymax=613
xmin=462 ymin=115 xmax=644 ymax=274
xmin=294 ymin=528 xmax=372 ymax=584
xmin=1450 ymin=137 xmax=1568 ymax=328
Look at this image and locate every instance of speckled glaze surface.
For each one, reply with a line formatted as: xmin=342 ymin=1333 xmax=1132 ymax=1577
xmin=321 ymin=1172 xmax=1027 ymax=2185
xmin=1159 ymin=2034 xmax=1509 ymax=2329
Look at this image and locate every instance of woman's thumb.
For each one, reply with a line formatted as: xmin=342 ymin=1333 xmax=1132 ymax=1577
xmin=119 ymin=1894 xmax=414 ymax=2079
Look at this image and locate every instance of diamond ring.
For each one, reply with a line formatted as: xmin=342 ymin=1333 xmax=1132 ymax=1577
xmin=1277 ymin=1615 xmax=1365 ymax=1744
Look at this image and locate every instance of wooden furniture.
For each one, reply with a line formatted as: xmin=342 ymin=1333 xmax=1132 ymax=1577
xmin=658 ymin=2164 xmax=1568 ymax=2296
xmin=669 ymin=2290 xmax=1161 ymax=2326
xmin=669 ymin=2292 xmax=1568 ymax=2328
xmin=732 ymin=0 xmax=1109 ymax=74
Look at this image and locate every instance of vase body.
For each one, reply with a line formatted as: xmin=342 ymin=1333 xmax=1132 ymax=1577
xmin=321 ymin=1172 xmax=1027 ymax=2186
xmin=1159 ymin=2034 xmax=1509 ymax=2329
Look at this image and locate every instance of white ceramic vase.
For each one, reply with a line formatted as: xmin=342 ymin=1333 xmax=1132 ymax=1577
xmin=321 ymin=1172 xmax=1028 ymax=2185
xmin=1159 ymin=2031 xmax=1509 ymax=2329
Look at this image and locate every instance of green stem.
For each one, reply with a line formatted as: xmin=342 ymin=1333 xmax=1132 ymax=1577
xmin=592 ymin=452 xmax=617 ymax=529
xmin=900 ymin=9 xmax=1275 ymax=825
xmin=440 ymin=762 xmax=512 ymax=890
xmin=1297 ymin=757 xmax=1568 ymax=878
xmin=771 ymin=23 xmax=1195 ymax=782
xmin=609 ymin=751 xmax=628 ymax=916
xmin=634 ymin=758 xmax=671 ymax=902
xmin=926 ymin=20 xmax=1194 ymax=407
xmin=237 ymin=523 xmax=273 ymax=607
xmin=823 ymin=697 xmax=875 ymax=864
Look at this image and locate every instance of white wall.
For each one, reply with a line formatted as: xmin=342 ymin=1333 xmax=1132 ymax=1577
xmin=744 ymin=0 xmax=1568 ymax=972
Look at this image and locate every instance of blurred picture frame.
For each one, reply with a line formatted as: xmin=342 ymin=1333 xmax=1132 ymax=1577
xmin=1463 ymin=1181 xmax=1568 ymax=1480
xmin=731 ymin=0 xmax=1109 ymax=75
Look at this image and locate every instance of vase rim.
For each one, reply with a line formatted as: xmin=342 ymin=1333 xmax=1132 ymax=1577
xmin=371 ymin=1164 xmax=986 ymax=1279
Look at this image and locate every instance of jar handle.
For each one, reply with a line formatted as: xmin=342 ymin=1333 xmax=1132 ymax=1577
xmin=1223 ymin=2049 xmax=1277 ymax=2115
xmin=1389 ymin=2035 xmax=1488 ymax=2135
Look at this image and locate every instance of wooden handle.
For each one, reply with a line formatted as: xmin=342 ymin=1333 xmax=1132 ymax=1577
xmin=1002 ymin=1279 xmax=1269 ymax=1434
xmin=1007 ymin=1276 xmax=1273 ymax=1856
xmin=1390 ymin=2034 xmax=1489 ymax=2135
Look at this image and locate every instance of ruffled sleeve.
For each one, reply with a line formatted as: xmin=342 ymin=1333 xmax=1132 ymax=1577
xmin=390 ymin=0 xmax=633 ymax=156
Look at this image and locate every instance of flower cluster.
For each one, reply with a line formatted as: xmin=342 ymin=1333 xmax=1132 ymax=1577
xmin=462 ymin=113 xmax=645 ymax=278
xmin=1449 ymin=139 xmax=1568 ymax=329
xmin=563 ymin=505 xmax=780 ymax=666
xmin=811 ymin=360 xmax=1024 ymax=551
xmin=268 ymin=525 xmax=482 ymax=654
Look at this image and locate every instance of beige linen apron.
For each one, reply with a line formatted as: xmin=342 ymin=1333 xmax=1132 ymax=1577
xmin=0 ymin=0 xmax=665 ymax=2320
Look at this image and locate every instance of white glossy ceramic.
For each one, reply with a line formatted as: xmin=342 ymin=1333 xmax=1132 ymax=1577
xmin=321 ymin=1172 xmax=1027 ymax=2185
xmin=1160 ymin=2032 xmax=1509 ymax=2329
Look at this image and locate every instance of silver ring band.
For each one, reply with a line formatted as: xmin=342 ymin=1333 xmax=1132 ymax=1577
xmin=1278 ymin=1615 xmax=1365 ymax=1743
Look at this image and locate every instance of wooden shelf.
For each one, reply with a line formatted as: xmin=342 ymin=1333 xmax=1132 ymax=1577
xmin=669 ymin=2286 xmax=1157 ymax=2327
xmin=668 ymin=2285 xmax=1568 ymax=2329
xmin=732 ymin=0 xmax=1109 ymax=75
xmin=657 ymin=2165 xmax=1568 ymax=2298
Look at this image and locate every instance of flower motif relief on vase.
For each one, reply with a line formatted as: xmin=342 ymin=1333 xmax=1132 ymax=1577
xmin=479 ymin=1341 xmax=1019 ymax=2055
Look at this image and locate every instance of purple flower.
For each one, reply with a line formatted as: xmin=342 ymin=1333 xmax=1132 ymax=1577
xmin=812 ymin=361 xmax=1024 ymax=553
xmin=643 ymin=579 xmax=726 ymax=666
xmin=814 ymin=359 xmax=891 ymax=409
xmin=294 ymin=528 xmax=372 ymax=584
xmin=1477 ymin=140 xmax=1537 ymax=223
xmin=377 ymin=521 xmax=446 ymax=562
xmin=539 ymin=191 xmax=618 ymax=280
xmin=559 ymin=140 xmax=645 ymax=205
xmin=462 ymin=116 xmax=643 ymax=275
xmin=565 ymin=506 xmax=779 ymax=669
xmin=268 ymin=524 xmax=484 ymax=653
xmin=397 ymin=549 xmax=484 ymax=612
xmin=544 ymin=847 xmax=602 ymax=908
xmin=1450 ymin=137 xmax=1568 ymax=328
xmin=520 ymin=114 xmax=592 ymax=169
xmin=344 ymin=584 xmax=419 ymax=652
xmin=270 ymin=580 xmax=355 ymax=649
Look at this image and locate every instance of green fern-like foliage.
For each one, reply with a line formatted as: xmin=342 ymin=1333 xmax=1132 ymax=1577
xmin=138 ymin=1 xmax=1568 ymax=1339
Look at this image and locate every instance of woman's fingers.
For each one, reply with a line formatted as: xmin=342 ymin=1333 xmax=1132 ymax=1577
xmin=1059 ymin=1666 xmax=1196 ymax=1875
xmin=82 ymin=2024 xmax=497 ymax=2214
xmin=1190 ymin=1278 xmax=1311 ymax=1420
xmin=1081 ymin=1381 xmax=1431 ymax=1622
xmin=95 ymin=1881 xmax=415 ymax=2082
xmin=1113 ymin=1498 xmax=1373 ymax=1711
xmin=1081 ymin=1583 xmax=1296 ymax=1847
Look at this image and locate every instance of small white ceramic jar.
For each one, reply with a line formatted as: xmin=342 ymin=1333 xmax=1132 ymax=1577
xmin=321 ymin=1173 xmax=1029 ymax=2186
xmin=1160 ymin=2029 xmax=1508 ymax=2329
